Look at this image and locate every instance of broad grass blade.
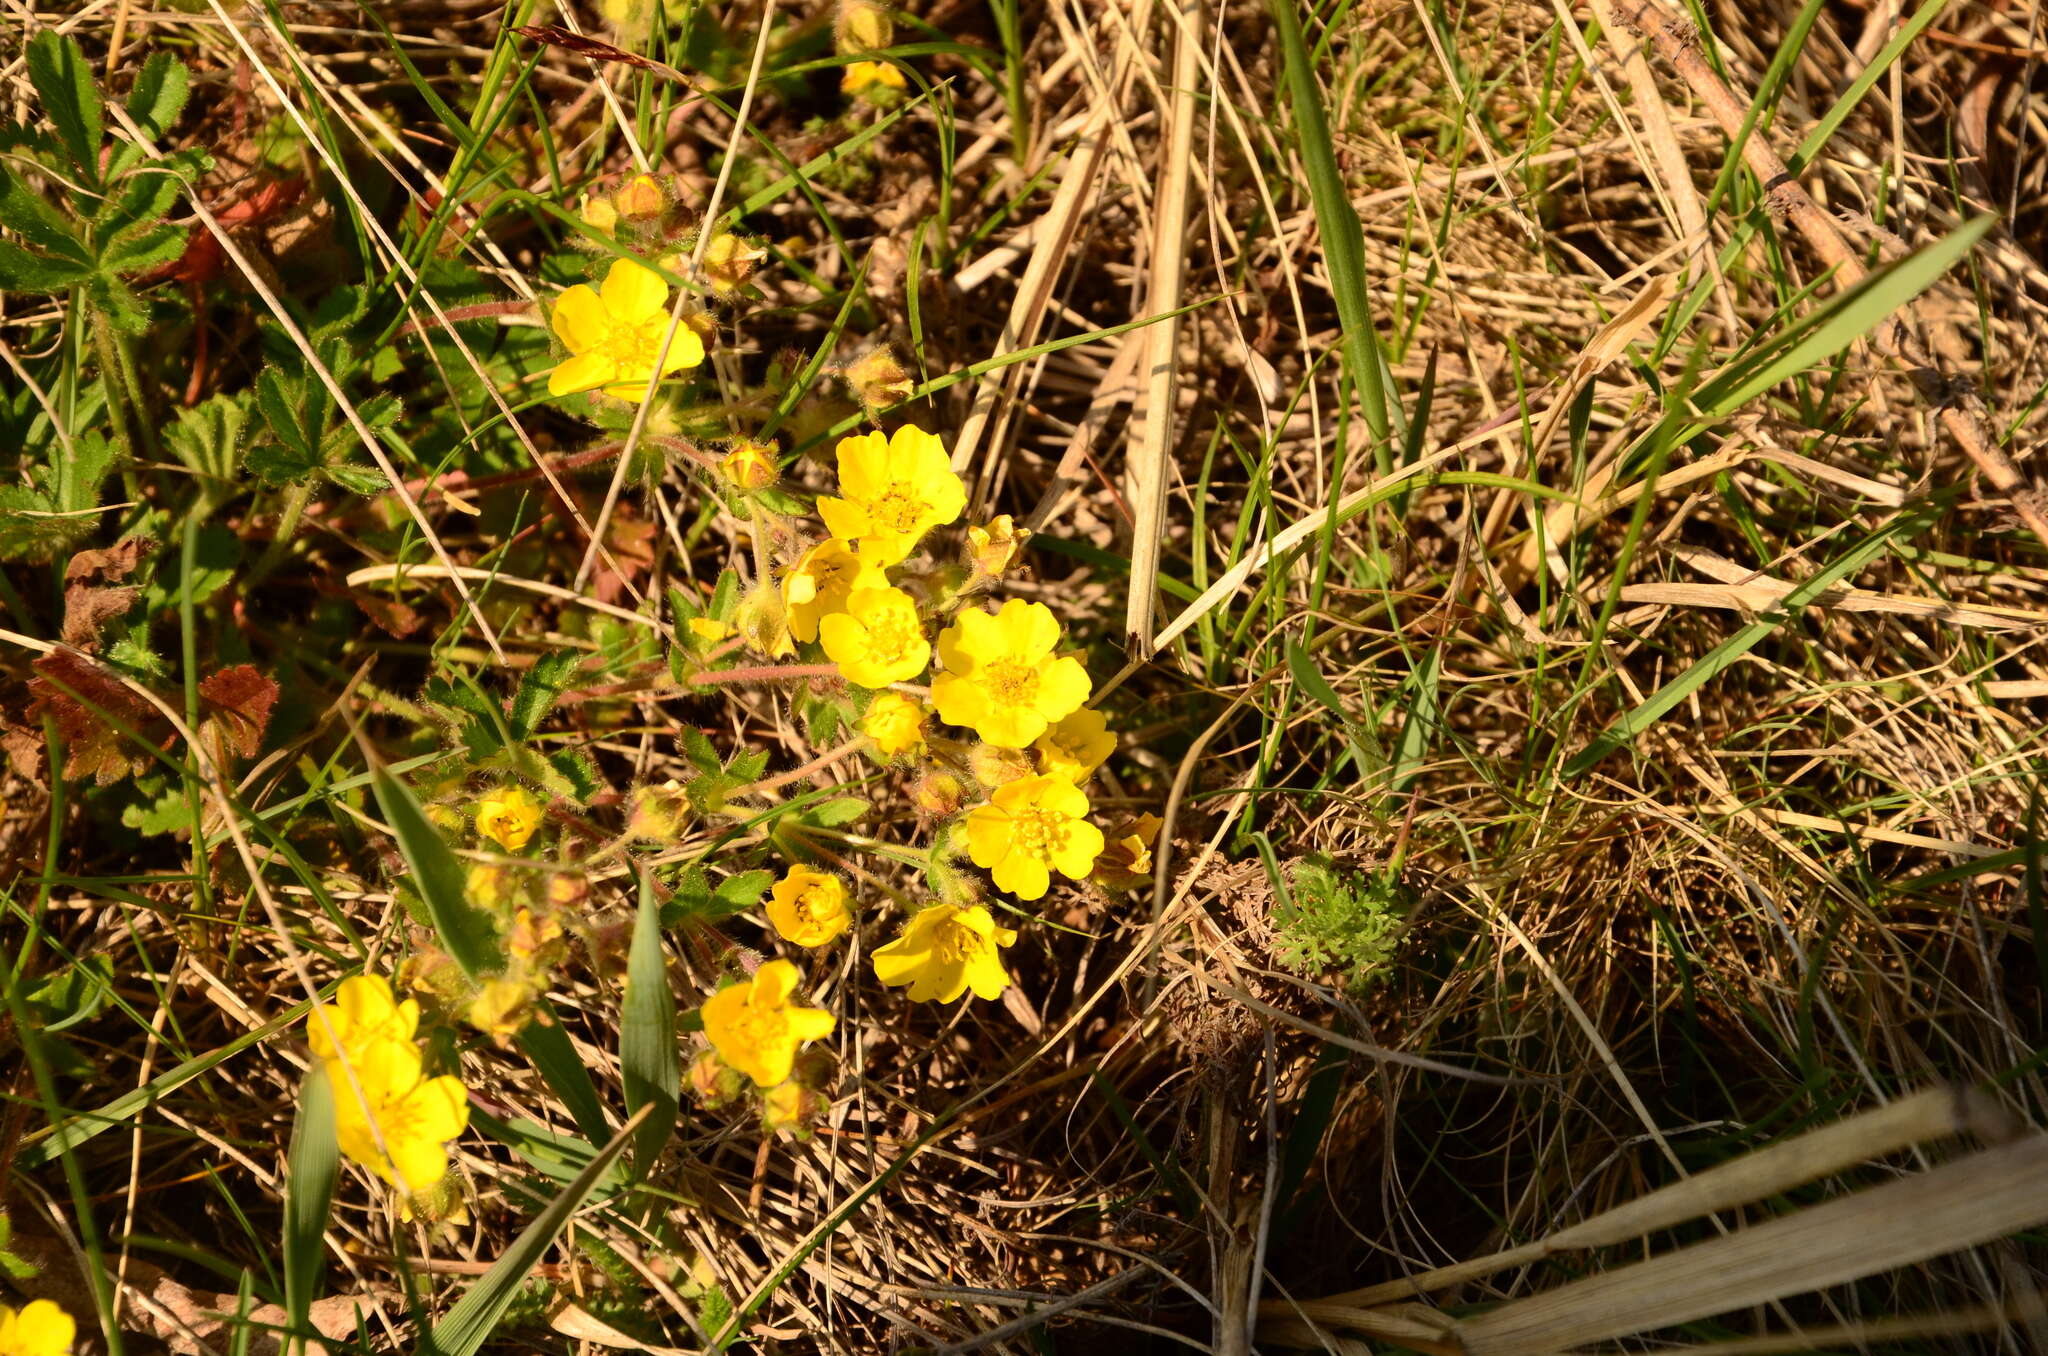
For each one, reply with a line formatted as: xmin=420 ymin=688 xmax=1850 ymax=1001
xmin=423 ymin=1106 xmax=648 ymax=1356
xmin=621 ymin=870 xmax=680 ymax=1180
xmin=282 ymin=1064 xmax=339 ymax=1356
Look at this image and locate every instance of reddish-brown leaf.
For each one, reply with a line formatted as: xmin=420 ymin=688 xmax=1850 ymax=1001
xmin=61 ymin=584 xmax=139 ymax=648
xmin=27 ymin=651 xmax=172 ymax=785
xmin=198 ymin=665 xmax=279 ymax=761
xmin=64 ymin=537 xmax=155 ymax=585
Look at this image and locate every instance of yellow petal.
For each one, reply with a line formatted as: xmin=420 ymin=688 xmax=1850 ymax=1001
xmin=407 ymin=1074 xmax=471 ymax=1143
xmin=964 ymin=951 xmax=1012 ymax=1000
xmin=600 ymin=257 xmax=668 ymax=319
xmin=550 ymin=284 xmax=607 ymax=353
xmin=387 ymin=1134 xmax=450 ymax=1191
xmin=835 ymin=431 xmax=891 ymax=500
xmin=1000 ymin=598 xmax=1063 ymax=658
xmin=787 ymin=1007 xmax=836 ymax=1041
xmin=15 ymin=1301 xmax=75 ymax=1356
xmin=654 ymin=321 xmax=707 ymax=374
xmin=963 ymin=805 xmax=1010 ymax=870
xmin=976 ymin=699 xmax=1046 ymax=750
xmin=992 ymin=852 xmax=1051 ymax=900
xmin=549 ymin=350 xmax=618 ymax=397
xmin=1050 ymin=819 xmax=1106 ymax=879
xmin=1033 ymin=654 xmax=1093 ymax=723
xmin=817 ymin=496 xmax=871 ymax=544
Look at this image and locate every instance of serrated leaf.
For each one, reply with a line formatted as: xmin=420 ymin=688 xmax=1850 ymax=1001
xmin=0 ymin=487 xmax=90 ymax=562
xmin=622 ymin=872 xmax=679 ymax=1180
xmin=98 ymin=219 xmax=184 ymax=277
xmin=85 ymin=270 xmax=151 ymax=333
xmin=546 ymin=748 xmax=601 ymax=803
xmin=257 ymin=367 xmax=315 ymax=457
xmin=163 ymin=393 xmax=246 ymax=486
xmin=422 ymin=1108 xmax=647 ymax=1356
xmin=0 ymin=164 xmax=90 ymax=261
xmin=713 ymin=869 xmax=773 ymax=911
xmin=125 ymin=52 xmax=190 ymax=139
xmin=728 ymin=748 xmax=769 ymax=783
xmin=322 ymin=462 xmax=387 ymax=496
xmin=26 ymin=32 xmax=103 ymax=187
xmin=122 ymin=784 xmax=195 ymax=836
xmin=98 ymin=168 xmax=182 ymax=239
xmin=244 ymin=439 xmax=321 ymax=487
xmin=511 ymin=651 xmax=583 ymax=740
xmin=678 ymin=727 xmax=719 ymax=775
xmin=0 ymin=237 xmax=91 ymax=292
xmin=63 ymin=430 xmax=120 ymax=515
xmin=283 ymin=1064 xmax=338 ymax=1356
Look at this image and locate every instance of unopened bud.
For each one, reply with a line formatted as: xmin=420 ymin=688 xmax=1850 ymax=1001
xmin=836 ymin=0 xmax=894 ymax=51
xmin=720 ymin=439 xmax=780 ymax=493
xmin=910 ymin=769 xmax=966 ymax=817
xmin=688 ymin=1048 xmax=746 ymax=1106
xmin=843 ymin=345 xmax=914 ymax=409
xmin=702 ymin=232 xmax=768 ymax=295
xmin=580 ymin=191 xmax=619 ymax=235
xmin=735 ymin=578 xmax=795 ymax=658
xmin=628 ymin=779 xmax=691 ymax=843
xmin=614 ymin=173 xmax=666 ymax=220
xmin=967 ymin=743 xmax=1033 ymax=790
xmin=761 ymin=1078 xmax=828 ymax=1139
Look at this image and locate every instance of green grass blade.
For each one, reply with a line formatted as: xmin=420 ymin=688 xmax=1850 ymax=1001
xmin=1562 ymin=505 xmax=1932 ymax=778
xmin=423 ymin=1106 xmax=648 ymax=1356
xmin=621 ymin=870 xmax=680 ymax=1181
xmin=1788 ymin=0 xmax=1950 ymax=176
xmin=366 ymin=755 xmax=611 ymax=1146
xmin=1269 ymin=0 xmax=1388 ymax=449
xmin=1696 ymin=214 xmax=1996 ymax=417
xmin=282 ymin=1065 xmax=338 ymax=1356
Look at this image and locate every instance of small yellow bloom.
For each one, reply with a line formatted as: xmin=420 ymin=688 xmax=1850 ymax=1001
xmin=614 ymin=172 xmax=666 ymax=219
xmin=720 ymin=439 xmax=779 ymax=492
xmin=703 ymin=232 xmax=768 ymax=293
xmin=579 ymin=192 xmax=619 ymax=236
xmin=548 ymin=258 xmax=706 ymax=403
xmin=328 ymin=1040 xmax=469 ymax=1191
xmin=836 ymin=0 xmax=894 ymax=51
xmin=859 ymin=691 xmax=928 ymax=756
xmin=821 ymin=586 xmax=930 ymax=689
xmin=967 ymin=514 xmax=1024 ymax=580
xmin=871 ymin=903 xmax=1017 ymax=1003
xmin=466 ymin=976 xmax=532 ymax=1045
xmin=841 ymin=59 xmax=909 ymax=99
xmin=475 ymin=785 xmax=544 ymax=852
xmin=931 ymin=599 xmax=1091 ymax=748
xmin=701 ymin=959 xmax=836 ymax=1087
xmin=0 ymin=1302 xmax=74 ymax=1356
xmin=308 ymin=974 xmax=420 ymax=1065
xmin=782 ymin=538 xmax=882 ymax=644
xmin=818 ymin=425 xmax=965 ymax=566
xmin=688 ymin=616 xmax=735 ymax=647
xmin=1093 ymin=812 xmax=1162 ymax=887
xmin=964 ymin=774 xmax=1105 ymax=900
xmin=767 ymin=865 xmax=853 ymax=947
xmin=1034 ymin=707 xmax=1115 ymax=783
xmin=507 ymin=905 xmax=563 ymax=961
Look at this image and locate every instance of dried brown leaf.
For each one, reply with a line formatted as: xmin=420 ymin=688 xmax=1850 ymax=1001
xmin=27 ymin=650 xmax=171 ymax=785
xmin=198 ymin=664 xmax=279 ymax=761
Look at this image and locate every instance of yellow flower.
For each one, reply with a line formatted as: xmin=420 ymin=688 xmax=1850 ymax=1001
xmin=720 ymin=440 xmax=778 ymax=492
xmin=821 ymin=586 xmax=930 ymax=688
xmin=328 ymin=1039 xmax=469 ymax=1191
xmin=466 ymin=976 xmax=532 ymax=1045
xmin=767 ymin=866 xmax=853 ymax=947
xmin=871 ymin=903 xmax=1017 ymax=1003
xmin=1034 ymin=708 xmax=1115 ymax=783
xmin=931 ymin=599 xmax=1091 ymax=748
xmin=836 ymin=0 xmax=894 ymax=51
xmin=859 ymin=691 xmax=928 ymax=756
xmin=476 ymin=785 xmax=544 ymax=852
xmin=614 ymin=172 xmax=666 ymax=219
xmin=688 ymin=616 xmax=734 ymax=647
xmin=818 ymin=425 xmax=965 ymax=566
xmin=308 ymin=974 xmax=420 ymax=1065
xmin=967 ymin=514 xmax=1024 ymax=580
xmin=782 ymin=538 xmax=882 ymax=644
xmin=841 ymin=59 xmax=909 ymax=99
xmin=0 ymin=1302 xmax=74 ymax=1356
xmin=701 ymin=959 xmax=836 ymax=1087
xmin=578 ymin=192 xmax=619 ymax=236
xmin=964 ymin=774 xmax=1104 ymax=900
xmin=548 ymin=258 xmax=706 ymax=403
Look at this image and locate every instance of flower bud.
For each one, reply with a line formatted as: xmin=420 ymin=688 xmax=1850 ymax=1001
xmin=579 ymin=191 xmax=619 ymax=236
xmin=967 ymin=515 xmax=1024 ymax=581
xmin=967 ymin=743 xmax=1033 ymax=790
xmin=735 ymin=578 xmax=795 ymax=658
xmin=688 ymin=1048 xmax=746 ymax=1106
xmin=508 ymin=905 xmax=564 ymax=962
xmin=720 ymin=439 xmax=780 ymax=493
xmin=628 ymin=779 xmax=691 ymax=843
xmin=761 ymin=1078 xmax=829 ymax=1139
xmin=842 ymin=345 xmax=914 ymax=409
xmin=547 ymin=871 xmax=589 ymax=911
xmin=467 ymin=976 xmax=532 ymax=1045
xmin=910 ymin=769 xmax=967 ymax=817
xmin=836 ymin=0 xmax=894 ymax=52
xmin=614 ymin=173 xmax=666 ymax=220
xmin=702 ymin=232 xmax=768 ymax=295
xmin=465 ymin=863 xmax=525 ymax=916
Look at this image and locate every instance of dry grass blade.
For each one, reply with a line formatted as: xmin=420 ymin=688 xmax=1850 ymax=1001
xmin=1451 ymin=1133 xmax=2048 ymax=1355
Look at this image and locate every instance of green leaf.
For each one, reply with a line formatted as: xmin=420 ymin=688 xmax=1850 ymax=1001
xmin=27 ymin=955 xmax=115 ymax=1033
xmin=797 ymin=797 xmax=867 ymax=829
xmin=0 ymin=487 xmax=91 ymax=562
xmin=545 ymin=748 xmax=601 ymax=803
xmin=422 ymin=1107 xmax=648 ymax=1356
xmin=678 ymin=727 xmax=720 ymax=775
xmin=121 ymin=785 xmax=195 ymax=836
xmin=283 ymin=1065 xmax=339 ymax=1356
xmin=515 ymin=1018 xmax=612 ymax=1151
xmin=62 ymin=430 xmax=119 ymax=515
xmin=125 ymin=51 xmax=190 ymax=139
xmin=713 ymin=869 xmax=773 ymax=912
xmin=0 ymin=165 xmax=90 ymax=262
xmin=257 ymin=368 xmax=315 ymax=458
xmin=621 ymin=872 xmax=679 ymax=1180
xmin=84 ymin=271 xmax=152 ymax=332
xmin=163 ymin=393 xmax=247 ymax=486
xmin=26 ymin=32 xmax=103 ymax=187
xmin=321 ymin=462 xmax=388 ymax=496
xmin=510 ymin=651 xmax=583 ymax=740
xmin=98 ymin=220 xmax=185 ymax=276
xmin=0 ymin=237 xmax=92 ymax=292
xmin=244 ymin=440 xmax=321 ymax=488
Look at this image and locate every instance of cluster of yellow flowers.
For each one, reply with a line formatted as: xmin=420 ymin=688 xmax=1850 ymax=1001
xmin=0 ymin=1302 xmax=72 ymax=1356
xmin=307 ymin=976 xmax=469 ymax=1194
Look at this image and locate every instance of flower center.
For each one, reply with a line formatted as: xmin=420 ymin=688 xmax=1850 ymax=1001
xmin=1011 ymin=808 xmax=1069 ymax=861
xmin=725 ymin=1001 xmax=789 ymax=1054
xmin=865 ymin=611 xmax=921 ymax=662
xmin=933 ymin=920 xmax=984 ymax=966
xmin=795 ymin=886 xmax=835 ymax=926
xmin=869 ymin=483 xmax=927 ymax=535
xmin=984 ymin=658 xmax=1040 ymax=708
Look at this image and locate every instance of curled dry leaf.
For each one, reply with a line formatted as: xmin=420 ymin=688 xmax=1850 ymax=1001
xmin=198 ymin=664 xmax=280 ymax=762
xmin=27 ymin=650 xmax=172 ymax=785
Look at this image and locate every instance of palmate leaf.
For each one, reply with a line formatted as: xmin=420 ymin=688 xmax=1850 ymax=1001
xmin=99 ymin=220 xmax=185 ymax=277
xmin=25 ymin=32 xmax=103 ymax=189
xmin=84 ymin=271 xmax=153 ymax=333
xmin=0 ymin=164 xmax=90 ymax=261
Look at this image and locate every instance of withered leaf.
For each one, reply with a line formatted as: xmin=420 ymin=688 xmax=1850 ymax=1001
xmin=61 ymin=583 xmax=139 ymax=648
xmin=27 ymin=650 xmax=172 ymax=785
xmin=64 ymin=536 xmax=156 ymax=585
xmin=198 ymin=664 xmax=279 ymax=761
